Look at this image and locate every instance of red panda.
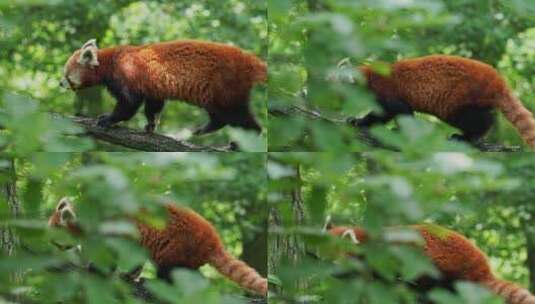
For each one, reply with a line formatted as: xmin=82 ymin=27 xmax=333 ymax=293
xmin=350 ymin=55 xmax=535 ymax=149
xmin=329 ymin=224 xmax=535 ymax=304
xmin=48 ymin=197 xmax=267 ymax=296
xmin=60 ymin=39 xmax=267 ymax=134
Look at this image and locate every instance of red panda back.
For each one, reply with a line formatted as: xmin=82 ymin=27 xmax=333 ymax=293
xmin=389 ymin=55 xmax=505 ymax=119
xmin=114 ymin=40 xmax=265 ymax=108
xmin=136 ymin=205 xmax=267 ymax=296
xmin=414 ymin=225 xmax=493 ymax=282
xmin=136 ymin=205 xmax=224 ymax=269
xmin=361 ymin=55 xmax=535 ymax=149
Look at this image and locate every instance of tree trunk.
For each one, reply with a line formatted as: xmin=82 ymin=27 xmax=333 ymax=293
xmin=268 ymin=165 xmax=307 ymax=295
xmin=0 ymin=158 xmax=22 ymax=291
xmin=241 ymin=205 xmax=268 ymax=277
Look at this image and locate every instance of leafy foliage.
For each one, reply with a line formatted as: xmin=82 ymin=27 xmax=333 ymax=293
xmin=0 ymin=152 xmax=267 ymax=303
xmin=268 ymin=152 xmax=535 ymax=304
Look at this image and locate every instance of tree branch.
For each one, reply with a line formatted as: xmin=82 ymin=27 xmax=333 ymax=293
xmin=50 ymin=113 xmax=234 ymax=152
xmin=269 ymin=105 xmax=522 ymax=152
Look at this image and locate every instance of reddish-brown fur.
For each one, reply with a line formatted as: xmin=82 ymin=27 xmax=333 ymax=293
xmin=359 ymin=55 xmax=535 ymax=149
xmin=62 ymin=39 xmax=266 ymax=133
xmin=73 ymin=41 xmax=267 ymax=107
xmin=48 ymin=198 xmax=267 ymax=296
xmin=329 ymin=225 xmax=535 ymax=304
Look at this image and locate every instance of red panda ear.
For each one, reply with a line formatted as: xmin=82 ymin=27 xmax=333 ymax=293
xmin=78 ymin=48 xmax=99 ymax=67
xmin=56 ymin=197 xmax=72 ymax=211
xmin=341 ymin=229 xmax=360 ymax=244
xmin=77 ymin=39 xmax=99 ymax=67
xmin=81 ymin=38 xmax=97 ymax=50
xmin=57 ymin=201 xmax=67 ymax=211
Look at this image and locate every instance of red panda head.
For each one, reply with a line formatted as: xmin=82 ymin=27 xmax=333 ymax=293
xmin=48 ymin=197 xmax=83 ymax=250
xmin=60 ymin=39 xmax=100 ymax=90
xmin=48 ymin=197 xmax=77 ymax=229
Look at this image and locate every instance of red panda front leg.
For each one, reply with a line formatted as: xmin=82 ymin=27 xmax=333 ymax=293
xmin=143 ymin=99 xmax=165 ymax=133
xmin=97 ymin=94 xmax=143 ymax=128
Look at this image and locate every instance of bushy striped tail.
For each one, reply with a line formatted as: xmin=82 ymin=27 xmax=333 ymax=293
xmin=482 ymin=278 xmax=535 ymax=304
xmin=498 ymin=93 xmax=535 ymax=150
xmin=209 ymin=250 xmax=267 ymax=296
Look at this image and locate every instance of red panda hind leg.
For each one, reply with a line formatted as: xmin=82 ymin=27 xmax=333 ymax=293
xmin=348 ymin=99 xmax=414 ymax=128
xmin=446 ymin=105 xmax=495 ymax=142
xmin=143 ymin=99 xmax=165 ymax=133
xmin=155 ymin=265 xmax=176 ymax=283
xmin=224 ymin=104 xmax=261 ymax=133
xmin=193 ymin=112 xmax=227 ymax=135
xmin=194 ymin=104 xmax=261 ymax=135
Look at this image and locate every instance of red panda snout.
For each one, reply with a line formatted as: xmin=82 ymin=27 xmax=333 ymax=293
xmin=61 ymin=56 xmax=84 ymax=90
xmin=59 ymin=77 xmax=70 ymax=89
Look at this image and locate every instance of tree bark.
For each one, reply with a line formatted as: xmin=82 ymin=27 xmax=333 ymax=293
xmin=0 ymin=157 xmax=22 ymax=299
xmin=49 ymin=113 xmax=235 ymax=152
xmin=0 ymin=158 xmax=19 ymax=255
xmin=241 ymin=203 xmax=268 ymax=277
xmin=268 ymin=165 xmax=307 ymax=296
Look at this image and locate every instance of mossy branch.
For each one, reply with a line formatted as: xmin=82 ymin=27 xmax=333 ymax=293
xmin=269 ymin=105 xmax=522 ymax=152
xmin=50 ymin=113 xmax=234 ymax=152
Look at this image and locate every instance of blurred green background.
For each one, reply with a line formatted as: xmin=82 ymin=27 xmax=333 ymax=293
xmin=0 ymin=0 xmax=267 ymax=152
xmin=268 ymin=0 xmax=535 ymax=151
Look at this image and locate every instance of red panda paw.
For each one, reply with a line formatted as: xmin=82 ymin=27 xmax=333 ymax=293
xmin=346 ymin=116 xmax=360 ymax=127
xmin=449 ymin=133 xmax=475 ymax=143
xmin=144 ymin=123 xmax=156 ymax=133
xmin=97 ymin=114 xmax=113 ymax=128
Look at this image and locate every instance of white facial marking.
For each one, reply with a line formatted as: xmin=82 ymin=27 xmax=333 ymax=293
xmin=66 ymin=68 xmax=82 ymax=87
xmin=61 ymin=62 xmax=81 ymax=89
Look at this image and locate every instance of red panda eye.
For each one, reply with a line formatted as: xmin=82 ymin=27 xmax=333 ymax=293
xmin=57 ymin=202 xmax=67 ymax=210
